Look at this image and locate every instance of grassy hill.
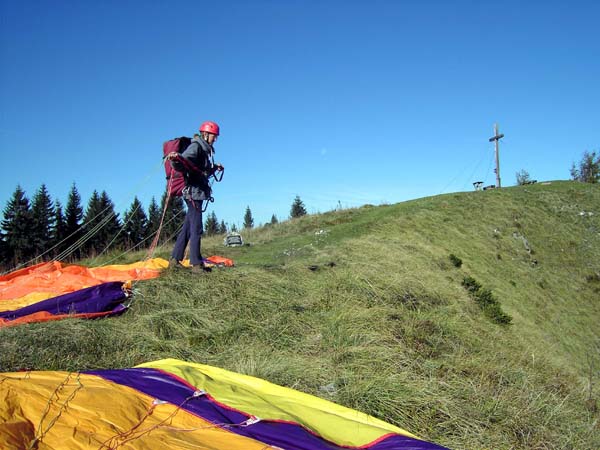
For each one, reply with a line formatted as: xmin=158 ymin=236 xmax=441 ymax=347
xmin=1 ymin=180 xmax=599 ymax=449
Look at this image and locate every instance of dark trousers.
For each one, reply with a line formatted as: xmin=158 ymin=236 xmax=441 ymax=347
xmin=171 ymin=199 xmax=203 ymax=265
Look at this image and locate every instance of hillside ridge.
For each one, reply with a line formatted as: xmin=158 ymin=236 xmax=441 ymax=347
xmin=1 ymin=180 xmax=599 ymax=449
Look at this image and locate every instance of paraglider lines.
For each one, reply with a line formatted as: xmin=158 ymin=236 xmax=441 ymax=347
xmin=27 ymin=372 xmax=83 ymax=450
xmin=97 ymin=391 xmax=250 ymax=450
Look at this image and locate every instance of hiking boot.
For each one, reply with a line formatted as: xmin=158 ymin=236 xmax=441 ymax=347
xmin=169 ymin=258 xmax=185 ymax=270
xmin=191 ymin=264 xmax=212 ymax=274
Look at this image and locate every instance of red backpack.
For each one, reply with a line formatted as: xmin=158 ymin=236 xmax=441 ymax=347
xmin=163 ymin=137 xmax=192 ymax=197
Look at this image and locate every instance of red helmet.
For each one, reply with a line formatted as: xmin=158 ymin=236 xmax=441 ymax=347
xmin=199 ymin=121 xmax=220 ymax=136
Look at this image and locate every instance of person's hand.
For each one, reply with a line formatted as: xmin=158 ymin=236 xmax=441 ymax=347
xmin=214 ymin=163 xmax=224 ymax=171
xmin=167 ymin=152 xmax=179 ymax=161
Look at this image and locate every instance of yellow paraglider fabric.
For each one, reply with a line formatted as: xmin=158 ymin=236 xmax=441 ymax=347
xmin=0 ymin=371 xmax=276 ymax=450
xmin=0 ymin=360 xmax=446 ymax=450
xmin=138 ymin=359 xmax=420 ymax=447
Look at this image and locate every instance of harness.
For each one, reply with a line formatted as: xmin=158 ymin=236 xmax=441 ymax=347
xmin=176 ymin=141 xmax=224 ymax=212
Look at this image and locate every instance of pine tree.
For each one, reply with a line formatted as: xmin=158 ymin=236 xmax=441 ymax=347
xmin=98 ymin=191 xmax=122 ymax=251
xmin=30 ymin=184 xmax=55 ymax=258
xmin=231 ymin=223 xmax=238 ymax=232
xmin=123 ymin=196 xmax=148 ymax=249
xmin=243 ymin=206 xmax=254 ymax=229
xmin=270 ymin=214 xmax=278 ymax=225
xmin=204 ymin=211 xmax=219 ymax=235
xmin=146 ymin=196 xmax=161 ymax=244
xmin=64 ymin=183 xmax=84 ymax=260
xmin=219 ymin=220 xmax=227 ymax=234
xmin=290 ymin=195 xmax=307 ymax=218
xmin=82 ymin=190 xmax=103 ymax=256
xmin=82 ymin=190 xmax=121 ymax=256
xmin=571 ymin=150 xmax=600 ymax=183
xmin=53 ymin=199 xmax=67 ymax=256
xmin=1 ymin=185 xmax=34 ymax=264
xmin=0 ymin=234 xmax=7 ymax=269
xmin=160 ymin=190 xmax=185 ymax=242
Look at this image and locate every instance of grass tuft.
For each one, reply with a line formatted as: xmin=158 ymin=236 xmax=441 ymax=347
xmin=462 ymin=276 xmax=513 ymax=325
xmin=448 ymin=253 xmax=463 ymax=268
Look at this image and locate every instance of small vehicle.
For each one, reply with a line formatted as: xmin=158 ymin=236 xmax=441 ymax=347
xmin=223 ymin=232 xmax=244 ymax=247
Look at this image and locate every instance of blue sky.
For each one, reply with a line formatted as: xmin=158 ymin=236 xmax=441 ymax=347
xmin=1 ymin=0 xmax=598 ymax=230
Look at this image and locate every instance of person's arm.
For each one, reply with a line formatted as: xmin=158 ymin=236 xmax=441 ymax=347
xmin=167 ymin=142 xmax=203 ymax=174
xmin=167 ymin=152 xmax=185 ymax=172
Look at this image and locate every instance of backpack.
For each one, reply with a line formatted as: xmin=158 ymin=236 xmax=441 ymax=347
xmin=163 ymin=137 xmax=192 ymax=197
xmin=163 ymin=136 xmax=223 ymax=201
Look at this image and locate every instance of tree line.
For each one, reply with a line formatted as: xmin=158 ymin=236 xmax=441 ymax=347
xmin=0 ymin=183 xmax=188 ymax=268
xmin=240 ymin=195 xmax=307 ymax=230
xmin=1 ymin=182 xmax=309 ymax=269
xmin=4 ymin=149 xmax=596 ymax=267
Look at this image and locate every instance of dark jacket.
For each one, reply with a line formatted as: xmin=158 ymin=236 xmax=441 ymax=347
xmin=171 ymin=136 xmax=214 ymax=201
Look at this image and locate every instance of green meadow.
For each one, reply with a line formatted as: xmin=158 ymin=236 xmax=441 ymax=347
xmin=1 ymin=180 xmax=599 ymax=449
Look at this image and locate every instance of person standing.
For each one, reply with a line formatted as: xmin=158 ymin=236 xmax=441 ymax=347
xmin=166 ymin=121 xmax=222 ymax=273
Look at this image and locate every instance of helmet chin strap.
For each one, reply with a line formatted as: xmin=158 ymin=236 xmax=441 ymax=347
xmin=200 ymin=132 xmax=215 ymax=156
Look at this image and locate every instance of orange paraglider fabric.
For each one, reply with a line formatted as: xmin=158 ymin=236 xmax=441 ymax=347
xmin=204 ymin=255 xmax=235 ymax=267
xmin=0 ymin=259 xmax=168 ymax=311
xmin=0 ymin=257 xmax=236 ymax=327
